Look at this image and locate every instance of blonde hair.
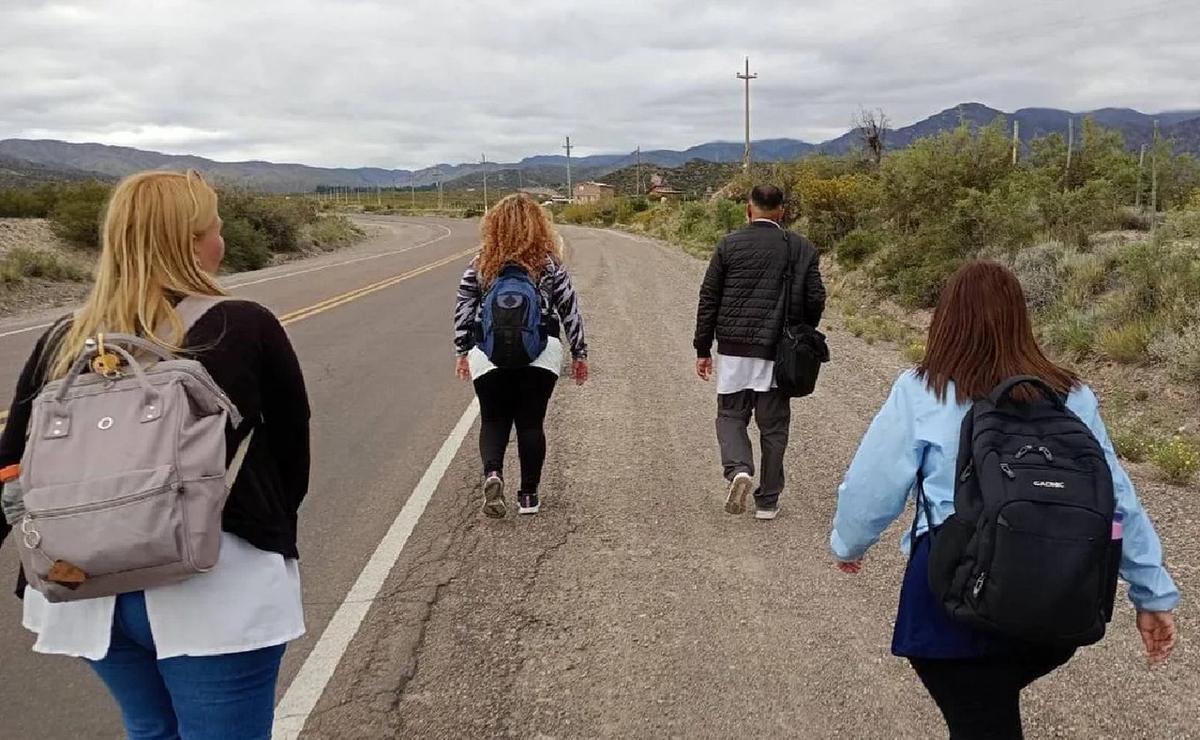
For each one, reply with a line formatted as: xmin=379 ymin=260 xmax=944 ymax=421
xmin=50 ymin=170 xmax=226 ymax=378
xmin=476 ymin=193 xmax=562 ymax=286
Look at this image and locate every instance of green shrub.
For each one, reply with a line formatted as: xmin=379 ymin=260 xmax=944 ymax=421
xmin=1097 ymin=322 xmax=1155 ymax=364
xmin=1151 ymin=324 xmax=1200 ymax=382
xmin=306 ymin=215 xmax=365 ymax=250
xmin=1012 ymin=241 xmax=1069 ymax=312
xmin=1111 ymin=424 xmax=1154 ymax=464
xmin=1060 ymin=251 xmax=1109 ymax=307
xmin=0 ymin=184 xmax=61 ymax=218
xmin=0 ymin=246 xmax=89 ymax=285
xmin=220 ymin=217 xmax=272 ymax=272
xmin=49 ymin=182 xmax=111 ymax=248
xmin=218 ymin=191 xmax=316 ymax=253
xmin=836 ymin=228 xmax=886 ymax=270
xmin=1151 ymin=437 xmax=1199 ymax=485
xmin=902 ymin=340 xmax=927 ymax=364
xmin=1045 ymin=310 xmax=1098 ymax=359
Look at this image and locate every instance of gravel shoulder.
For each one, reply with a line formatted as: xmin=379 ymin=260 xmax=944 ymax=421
xmin=306 ymin=225 xmax=1197 ymax=739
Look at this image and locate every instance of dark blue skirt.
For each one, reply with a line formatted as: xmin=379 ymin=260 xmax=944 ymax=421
xmin=892 ymin=533 xmax=1016 ymax=659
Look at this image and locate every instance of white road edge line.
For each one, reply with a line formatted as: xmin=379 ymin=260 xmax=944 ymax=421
xmin=0 ymin=222 xmax=454 ymax=340
xmin=271 ymin=398 xmax=481 ymax=739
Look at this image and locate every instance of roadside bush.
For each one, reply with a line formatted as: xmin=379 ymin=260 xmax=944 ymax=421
xmin=1060 ymin=251 xmax=1109 ymax=306
xmin=220 ymin=217 xmax=272 ymax=272
xmin=836 ymin=228 xmax=886 ymax=270
xmin=0 ymin=184 xmax=60 ymax=218
xmin=48 ymin=182 xmax=111 ymax=248
xmin=1151 ymin=324 xmax=1200 ymax=382
xmin=1044 ymin=310 xmax=1099 ymax=359
xmin=902 ymin=340 xmax=927 ymax=364
xmin=219 ymin=191 xmax=316 ymax=253
xmin=1111 ymin=424 xmax=1154 ymax=464
xmin=1097 ymin=322 xmax=1155 ymax=364
xmin=0 ymin=246 xmax=89 ymax=285
xmin=1011 ymin=241 xmax=1069 ymax=312
xmin=306 ymin=215 xmax=365 ymax=250
xmin=1151 ymin=437 xmax=1199 ymax=485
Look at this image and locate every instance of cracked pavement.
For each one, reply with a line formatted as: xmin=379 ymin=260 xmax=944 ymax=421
xmin=298 ymin=225 xmax=1198 ymax=738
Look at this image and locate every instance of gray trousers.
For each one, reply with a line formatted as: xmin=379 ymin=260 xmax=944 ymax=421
xmin=716 ymin=389 xmax=792 ymax=507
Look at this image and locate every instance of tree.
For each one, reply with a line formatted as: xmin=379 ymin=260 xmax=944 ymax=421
xmin=858 ymin=108 xmax=890 ymax=167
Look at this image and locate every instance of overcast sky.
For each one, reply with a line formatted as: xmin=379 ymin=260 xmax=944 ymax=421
xmin=3 ymin=0 xmax=1198 ymax=170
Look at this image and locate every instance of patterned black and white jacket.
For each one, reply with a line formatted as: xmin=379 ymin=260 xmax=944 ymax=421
xmin=454 ymin=257 xmax=588 ymax=360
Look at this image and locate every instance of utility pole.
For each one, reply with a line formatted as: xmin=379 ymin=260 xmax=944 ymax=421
xmin=737 ymin=57 xmax=757 ymax=172
xmin=437 ymin=170 xmax=444 ymax=210
xmin=411 ymin=180 xmax=416 ymax=210
xmin=481 ymin=154 xmax=489 ymax=212
xmin=636 ymin=146 xmax=642 ymax=196
xmin=1136 ymin=144 xmax=1147 ymax=209
xmin=1011 ymin=119 xmax=1020 ymax=166
xmin=1151 ymin=119 xmax=1160 ymax=223
xmin=563 ymin=136 xmax=573 ymax=201
xmin=1064 ymin=117 xmax=1074 ymax=191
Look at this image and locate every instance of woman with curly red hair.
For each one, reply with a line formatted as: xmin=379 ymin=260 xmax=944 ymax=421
xmin=453 ymin=194 xmax=589 ymax=517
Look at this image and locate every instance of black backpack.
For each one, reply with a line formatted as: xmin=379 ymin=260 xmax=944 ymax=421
xmin=922 ymin=376 xmax=1122 ymax=647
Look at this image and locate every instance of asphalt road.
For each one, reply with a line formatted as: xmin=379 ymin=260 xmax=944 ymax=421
xmin=0 ymin=216 xmax=482 ymax=739
xmin=1 ymin=218 xmax=1196 ymax=739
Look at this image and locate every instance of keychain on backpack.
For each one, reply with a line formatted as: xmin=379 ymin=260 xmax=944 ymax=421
xmin=91 ymin=334 xmax=123 ymax=378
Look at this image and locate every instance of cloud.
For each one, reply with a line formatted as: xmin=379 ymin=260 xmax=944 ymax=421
xmin=1 ymin=0 xmax=1197 ymax=169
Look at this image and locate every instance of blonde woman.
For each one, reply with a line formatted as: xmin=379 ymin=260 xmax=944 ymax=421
xmin=0 ymin=171 xmax=310 ymax=739
xmin=453 ymin=194 xmax=588 ymax=517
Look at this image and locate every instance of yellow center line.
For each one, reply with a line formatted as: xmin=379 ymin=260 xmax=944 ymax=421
xmin=0 ymin=248 xmax=475 ymax=436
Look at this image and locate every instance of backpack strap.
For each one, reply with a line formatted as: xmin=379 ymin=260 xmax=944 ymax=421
xmin=989 ymin=375 xmax=1066 ymax=410
xmin=909 ymin=471 xmax=935 ymax=554
xmin=170 ymin=295 xmax=255 ymax=486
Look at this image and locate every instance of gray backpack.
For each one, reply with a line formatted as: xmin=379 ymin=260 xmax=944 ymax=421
xmin=14 ymin=296 xmax=249 ymax=602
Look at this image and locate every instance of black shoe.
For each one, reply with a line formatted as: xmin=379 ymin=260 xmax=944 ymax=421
xmin=518 ymin=492 xmax=540 ymax=515
xmin=755 ymin=503 xmax=780 ymax=520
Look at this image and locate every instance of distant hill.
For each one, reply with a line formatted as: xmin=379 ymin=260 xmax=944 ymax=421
xmin=601 ymin=159 xmax=742 ymax=198
xmin=0 ymin=154 xmax=112 ymax=187
xmin=819 ymin=103 xmax=1200 ymax=156
xmin=3 ymin=102 xmax=1198 ymax=193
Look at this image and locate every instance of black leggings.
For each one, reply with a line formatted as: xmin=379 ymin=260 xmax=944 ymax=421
xmin=909 ymin=648 xmax=1074 ymax=740
xmin=473 ymin=367 xmax=557 ymax=493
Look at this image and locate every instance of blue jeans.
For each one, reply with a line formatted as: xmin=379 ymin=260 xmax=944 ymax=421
xmin=87 ymin=592 xmax=286 ymax=740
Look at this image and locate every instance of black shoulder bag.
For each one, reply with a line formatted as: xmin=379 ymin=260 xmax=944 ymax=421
xmin=773 ymin=233 xmax=829 ymax=398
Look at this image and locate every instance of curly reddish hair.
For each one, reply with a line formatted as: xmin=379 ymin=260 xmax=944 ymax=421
xmin=476 ymin=193 xmax=561 ymax=286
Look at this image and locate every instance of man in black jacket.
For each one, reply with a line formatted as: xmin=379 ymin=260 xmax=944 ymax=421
xmin=693 ymin=185 xmax=825 ymax=520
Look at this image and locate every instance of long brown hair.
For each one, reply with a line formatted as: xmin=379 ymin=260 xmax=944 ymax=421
xmin=918 ymin=261 xmax=1078 ymax=403
xmin=477 ymin=193 xmax=561 ymax=286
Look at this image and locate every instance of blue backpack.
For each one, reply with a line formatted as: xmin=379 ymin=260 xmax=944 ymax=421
xmin=478 ymin=264 xmax=547 ymax=367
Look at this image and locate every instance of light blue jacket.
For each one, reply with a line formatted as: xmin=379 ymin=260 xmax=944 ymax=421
xmin=831 ymin=370 xmax=1180 ymax=613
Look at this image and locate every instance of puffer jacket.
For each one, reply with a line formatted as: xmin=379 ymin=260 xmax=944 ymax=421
xmin=694 ymin=221 xmax=826 ymax=360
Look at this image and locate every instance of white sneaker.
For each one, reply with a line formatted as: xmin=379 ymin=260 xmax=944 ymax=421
xmin=755 ymin=505 xmax=780 ymax=521
xmin=725 ymin=472 xmax=752 ymax=515
xmin=482 ymin=473 xmax=506 ymax=518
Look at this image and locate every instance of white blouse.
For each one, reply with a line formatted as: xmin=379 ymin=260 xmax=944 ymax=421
xmin=22 ymin=532 xmax=304 ymax=660
xmin=467 ymin=336 xmax=565 ymax=381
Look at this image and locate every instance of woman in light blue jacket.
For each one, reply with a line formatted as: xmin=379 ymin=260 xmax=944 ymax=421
xmin=831 ymin=261 xmax=1178 ymax=739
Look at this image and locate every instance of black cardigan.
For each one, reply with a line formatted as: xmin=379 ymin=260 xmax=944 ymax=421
xmin=0 ymin=300 xmax=311 ymax=594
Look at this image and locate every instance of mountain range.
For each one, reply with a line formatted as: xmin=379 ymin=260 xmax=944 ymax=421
xmin=2 ymin=102 xmax=1198 ymax=193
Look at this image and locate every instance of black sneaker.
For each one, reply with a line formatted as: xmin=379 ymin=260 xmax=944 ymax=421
xmin=517 ymin=492 xmax=540 ymax=515
xmin=482 ymin=473 xmax=506 ymax=518
xmin=755 ymin=504 xmax=780 ymax=520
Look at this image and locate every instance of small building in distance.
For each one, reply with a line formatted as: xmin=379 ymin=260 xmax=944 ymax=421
xmin=574 ymin=181 xmax=616 ymax=204
xmin=646 ymin=173 xmax=684 ymax=202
